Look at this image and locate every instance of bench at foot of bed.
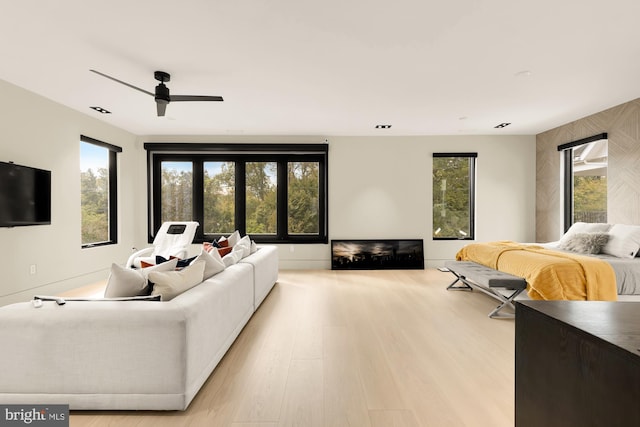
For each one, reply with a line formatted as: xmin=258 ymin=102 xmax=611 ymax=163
xmin=443 ymin=260 xmax=527 ymax=319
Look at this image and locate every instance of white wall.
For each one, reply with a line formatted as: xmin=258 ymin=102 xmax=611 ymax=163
xmin=327 ymin=136 xmax=536 ymax=268
xmin=0 ymin=79 xmax=139 ymax=306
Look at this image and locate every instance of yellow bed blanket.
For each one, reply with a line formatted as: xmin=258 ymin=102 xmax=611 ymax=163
xmin=456 ymin=241 xmax=617 ymax=301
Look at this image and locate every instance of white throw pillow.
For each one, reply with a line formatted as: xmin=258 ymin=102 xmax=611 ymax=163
xmin=559 ymin=232 xmax=609 ymax=254
xmin=149 ymin=260 xmax=206 ymax=301
xmin=194 ymin=248 xmax=225 ymax=280
xmin=602 ymin=224 xmax=640 ymax=258
xmin=222 ymin=252 xmax=238 ymax=268
xmin=235 ymin=235 xmax=252 ymax=258
xmin=227 ymin=230 xmax=241 ymax=246
xmin=231 ymin=243 xmax=246 ymax=261
xmin=104 ymin=260 xmax=178 ymax=298
xmin=250 ymin=240 xmax=258 ymax=254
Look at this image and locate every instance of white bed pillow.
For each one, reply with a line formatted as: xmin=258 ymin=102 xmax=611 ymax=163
xmin=602 ymin=224 xmax=640 ymax=259
xmin=560 ymin=222 xmax=611 ymax=242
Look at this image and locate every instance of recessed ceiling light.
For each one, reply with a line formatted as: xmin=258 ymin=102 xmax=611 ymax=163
xmin=375 ymin=124 xmax=391 ymax=129
xmin=90 ymin=106 xmax=111 ymax=114
xmin=494 ymin=122 xmax=511 ymax=129
xmin=514 ymin=70 xmax=532 ymax=78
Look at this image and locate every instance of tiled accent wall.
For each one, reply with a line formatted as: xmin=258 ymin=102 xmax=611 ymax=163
xmin=536 ymin=98 xmax=640 ymax=242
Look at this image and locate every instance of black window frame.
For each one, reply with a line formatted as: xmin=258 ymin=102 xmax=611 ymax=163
xmin=432 ymin=152 xmax=477 ymax=241
xmin=145 ymin=143 xmax=328 ymax=244
xmin=80 ymin=135 xmax=121 ymax=248
xmin=558 ymin=133 xmax=608 ymax=232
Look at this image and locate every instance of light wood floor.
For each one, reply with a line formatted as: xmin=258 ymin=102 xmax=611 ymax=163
xmin=69 ymin=269 xmax=515 ymax=427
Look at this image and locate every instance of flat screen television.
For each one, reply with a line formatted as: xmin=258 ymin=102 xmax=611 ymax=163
xmin=0 ymin=161 xmax=51 ymax=227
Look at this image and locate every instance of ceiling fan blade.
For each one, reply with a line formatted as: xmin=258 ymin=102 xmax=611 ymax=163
xmin=170 ymin=95 xmax=224 ymax=102
xmin=90 ymin=69 xmax=154 ymax=97
xmin=156 ymin=102 xmax=167 ymax=117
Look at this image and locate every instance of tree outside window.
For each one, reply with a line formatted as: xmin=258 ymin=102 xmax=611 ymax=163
xmin=432 ymin=153 xmax=476 ymax=240
xmin=80 ymin=136 xmax=120 ymax=247
xmin=145 ymin=143 xmax=328 ymax=244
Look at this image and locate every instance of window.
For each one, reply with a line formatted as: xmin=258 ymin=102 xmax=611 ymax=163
xmin=246 ymin=161 xmax=278 ymax=234
xmin=559 ymin=133 xmax=608 ymax=231
xmin=80 ymin=135 xmax=121 ymax=247
xmin=288 ymin=162 xmax=320 ymax=234
xmin=161 ymin=161 xmax=193 ymax=222
xmin=204 ymin=161 xmax=235 ymax=234
xmin=146 ymin=143 xmax=328 ymax=244
xmin=432 ymin=153 xmax=476 ymax=240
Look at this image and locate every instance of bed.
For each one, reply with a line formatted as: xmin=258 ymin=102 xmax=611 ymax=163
xmin=454 ymin=222 xmax=640 ymax=301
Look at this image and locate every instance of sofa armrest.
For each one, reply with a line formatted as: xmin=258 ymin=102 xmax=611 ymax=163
xmin=240 ymin=245 xmax=279 ymax=310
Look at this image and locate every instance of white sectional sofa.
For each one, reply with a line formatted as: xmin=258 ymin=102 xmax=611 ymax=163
xmin=0 ymin=245 xmax=278 ymax=411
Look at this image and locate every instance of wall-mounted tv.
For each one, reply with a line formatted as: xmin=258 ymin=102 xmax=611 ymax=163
xmin=0 ymin=161 xmax=51 ymax=227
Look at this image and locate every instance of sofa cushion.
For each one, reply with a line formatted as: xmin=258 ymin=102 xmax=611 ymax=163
xmin=104 ymin=260 xmax=178 ymax=298
xmin=194 ymin=248 xmax=225 ymax=280
xmin=149 ymin=259 xmax=206 ymax=301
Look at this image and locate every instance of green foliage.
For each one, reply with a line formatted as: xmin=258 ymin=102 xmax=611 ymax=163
xmin=573 ymin=175 xmax=607 ymax=222
xmin=246 ymin=162 xmax=277 ymax=234
xmin=161 ymin=166 xmax=193 ymax=222
xmin=204 ymin=162 xmax=235 ymax=234
xmin=288 ymin=162 xmax=319 ymax=234
xmin=432 ymin=157 xmax=471 ymax=238
xmin=158 ymin=160 xmax=321 ymax=236
xmin=81 ymin=168 xmax=109 ymax=244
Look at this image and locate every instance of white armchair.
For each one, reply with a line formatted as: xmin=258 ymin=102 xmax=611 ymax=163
xmin=127 ymin=221 xmax=199 ymax=268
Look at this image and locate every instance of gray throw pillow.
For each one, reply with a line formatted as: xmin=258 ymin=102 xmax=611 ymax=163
xmin=559 ymin=232 xmax=609 ymax=254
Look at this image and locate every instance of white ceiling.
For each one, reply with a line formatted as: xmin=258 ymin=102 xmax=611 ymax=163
xmin=2 ymin=0 xmax=640 ymax=137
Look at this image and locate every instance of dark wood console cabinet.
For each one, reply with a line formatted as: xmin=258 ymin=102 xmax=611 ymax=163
xmin=515 ymin=301 xmax=640 ymax=427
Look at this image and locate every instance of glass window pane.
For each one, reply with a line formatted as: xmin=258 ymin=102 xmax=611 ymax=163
xmin=80 ymin=142 xmax=109 ymax=244
xmin=161 ymin=161 xmax=193 ymax=222
xmin=572 ymin=139 xmax=607 ymax=223
xmin=288 ymin=161 xmax=319 ymax=234
xmin=204 ymin=161 xmax=235 ymax=234
xmin=246 ymin=162 xmax=277 ymax=234
xmin=433 ymin=156 xmax=472 ymax=239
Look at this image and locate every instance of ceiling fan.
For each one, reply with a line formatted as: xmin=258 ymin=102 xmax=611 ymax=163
xmin=90 ymin=69 xmax=223 ymax=116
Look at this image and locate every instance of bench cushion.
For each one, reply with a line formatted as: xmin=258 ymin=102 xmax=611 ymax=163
xmin=445 ymin=261 xmax=526 ymax=290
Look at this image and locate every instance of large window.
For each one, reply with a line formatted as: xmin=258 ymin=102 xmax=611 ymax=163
xmin=432 ymin=153 xmax=476 ymax=240
xmin=146 ymin=143 xmax=328 ymax=244
xmin=80 ymin=135 xmax=121 ymax=247
xmin=559 ymin=133 xmax=608 ymax=230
